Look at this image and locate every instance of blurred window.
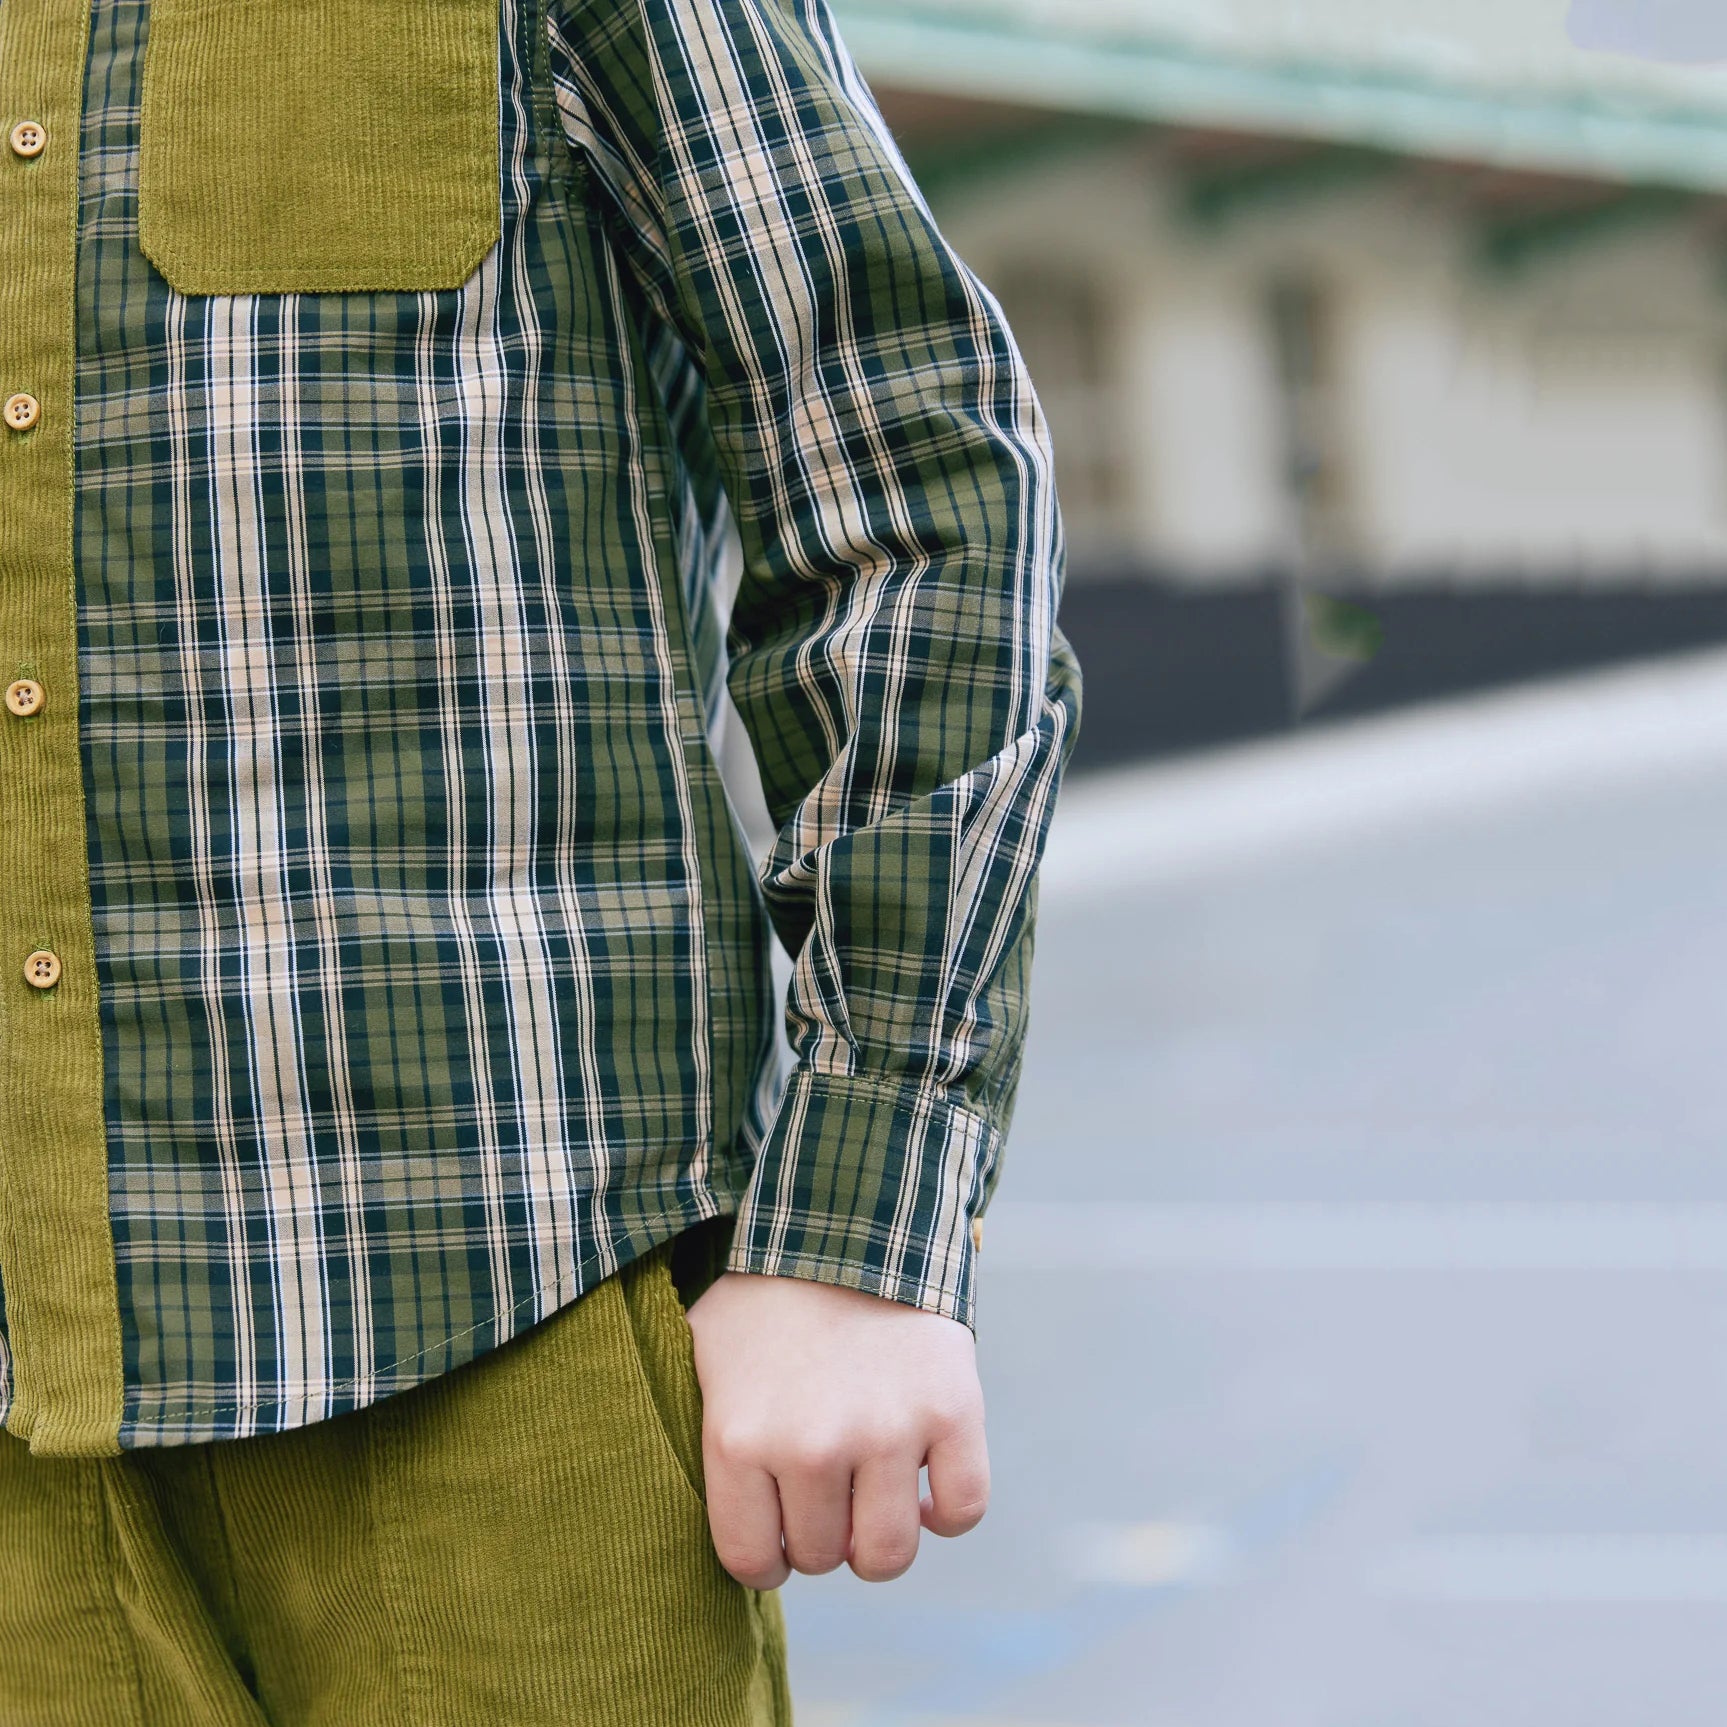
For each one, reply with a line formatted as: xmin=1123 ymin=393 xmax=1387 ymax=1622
xmin=1268 ymin=277 xmax=1353 ymax=563
xmin=987 ymin=265 xmax=1131 ymax=564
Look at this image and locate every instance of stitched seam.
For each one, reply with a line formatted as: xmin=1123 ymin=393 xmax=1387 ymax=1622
xmin=617 ymin=1251 xmax=707 ymax=1511
xmin=369 ymin=1399 xmax=431 ymax=1724
xmin=92 ymin=1463 xmax=152 ymax=1727
xmin=198 ymin=1450 xmax=254 ymax=1692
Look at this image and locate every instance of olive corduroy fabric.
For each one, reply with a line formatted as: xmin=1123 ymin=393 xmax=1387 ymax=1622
xmin=137 ymin=0 xmax=501 ymax=293
xmin=0 ymin=0 xmax=124 ymax=1460
xmin=0 ymin=1247 xmax=791 ymax=1725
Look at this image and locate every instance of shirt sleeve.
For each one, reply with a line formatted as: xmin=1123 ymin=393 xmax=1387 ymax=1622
xmin=545 ymin=0 xmax=1082 ymax=1326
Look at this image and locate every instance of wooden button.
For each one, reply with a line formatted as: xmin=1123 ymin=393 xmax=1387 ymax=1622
xmin=8 ymin=120 xmax=46 ymax=159
xmin=4 ymin=679 xmax=43 ymax=719
xmin=4 ymin=393 xmax=40 ymax=433
xmin=23 ymin=950 xmax=61 ymax=991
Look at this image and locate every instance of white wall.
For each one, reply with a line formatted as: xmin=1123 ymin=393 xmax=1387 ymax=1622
xmin=940 ymin=138 xmax=1727 ymax=584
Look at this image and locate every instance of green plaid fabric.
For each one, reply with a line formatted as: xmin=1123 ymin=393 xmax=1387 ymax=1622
xmin=0 ymin=0 xmax=1077 ymax=1448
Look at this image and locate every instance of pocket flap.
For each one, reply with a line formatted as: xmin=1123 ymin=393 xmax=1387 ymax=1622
xmin=139 ymin=0 xmax=502 ymax=296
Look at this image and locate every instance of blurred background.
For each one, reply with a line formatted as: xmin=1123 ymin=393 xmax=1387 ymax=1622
xmin=745 ymin=2 xmax=1727 ymax=1720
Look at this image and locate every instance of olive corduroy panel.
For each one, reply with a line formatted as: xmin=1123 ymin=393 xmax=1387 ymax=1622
xmin=0 ymin=0 xmax=124 ymax=1460
xmin=0 ymin=1248 xmax=792 ymax=1726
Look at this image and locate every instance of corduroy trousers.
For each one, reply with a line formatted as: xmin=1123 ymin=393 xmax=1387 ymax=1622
xmin=0 ymin=1244 xmax=792 ymax=1726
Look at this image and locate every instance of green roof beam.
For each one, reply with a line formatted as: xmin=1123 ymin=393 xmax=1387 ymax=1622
xmin=1180 ymin=144 xmax=1404 ymax=228
xmin=1475 ymin=185 xmax=1700 ymax=273
xmin=836 ymin=3 xmax=1727 ymax=196
xmin=901 ymin=116 xmax=1142 ymax=204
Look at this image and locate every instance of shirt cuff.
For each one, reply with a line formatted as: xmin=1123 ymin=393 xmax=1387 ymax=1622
xmin=724 ymin=1066 xmax=1000 ymax=1329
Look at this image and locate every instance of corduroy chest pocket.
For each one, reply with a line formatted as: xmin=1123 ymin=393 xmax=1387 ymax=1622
xmin=138 ymin=0 xmax=502 ymax=296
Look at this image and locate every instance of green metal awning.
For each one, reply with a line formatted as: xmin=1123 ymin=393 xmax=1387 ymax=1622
xmin=833 ymin=0 xmax=1727 ymax=191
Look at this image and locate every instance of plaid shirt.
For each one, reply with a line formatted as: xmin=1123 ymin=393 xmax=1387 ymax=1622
xmin=0 ymin=0 xmax=1077 ymax=1454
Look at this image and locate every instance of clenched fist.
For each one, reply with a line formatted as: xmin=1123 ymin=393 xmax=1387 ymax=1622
xmin=685 ymin=1273 xmax=990 ymax=1587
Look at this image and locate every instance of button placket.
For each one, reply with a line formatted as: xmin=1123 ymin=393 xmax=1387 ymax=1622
xmin=0 ymin=0 xmax=126 ymax=1451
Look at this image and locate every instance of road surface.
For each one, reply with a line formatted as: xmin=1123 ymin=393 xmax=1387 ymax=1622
xmin=780 ymin=650 xmax=1727 ymax=1726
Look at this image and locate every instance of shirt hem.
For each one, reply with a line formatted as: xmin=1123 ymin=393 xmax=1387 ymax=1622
xmin=102 ymin=1195 xmax=734 ymax=1449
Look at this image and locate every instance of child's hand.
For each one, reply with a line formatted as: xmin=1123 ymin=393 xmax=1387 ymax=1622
xmin=684 ymin=1272 xmax=989 ymax=1587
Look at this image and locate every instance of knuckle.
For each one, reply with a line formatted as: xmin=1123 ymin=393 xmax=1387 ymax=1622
xmin=784 ymin=1435 xmax=850 ymax=1477
xmin=939 ymin=1491 xmax=990 ymax=1532
xmin=716 ymin=1542 xmax=784 ymax=1587
xmin=860 ymin=1419 xmax=919 ymax=1459
xmin=853 ymin=1542 xmax=918 ymax=1583
xmin=787 ymin=1543 xmax=848 ymax=1577
xmin=928 ymin=1399 xmax=984 ymax=1443
xmin=709 ymin=1422 xmax=770 ymax=1466
xmin=962 ymin=1469 xmax=994 ymax=1507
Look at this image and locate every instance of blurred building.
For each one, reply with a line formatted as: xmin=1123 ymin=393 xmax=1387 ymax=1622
xmin=834 ymin=0 xmax=1727 ymax=765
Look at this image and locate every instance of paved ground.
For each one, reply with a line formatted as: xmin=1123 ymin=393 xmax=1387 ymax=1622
xmin=780 ymin=651 xmax=1727 ymax=1726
